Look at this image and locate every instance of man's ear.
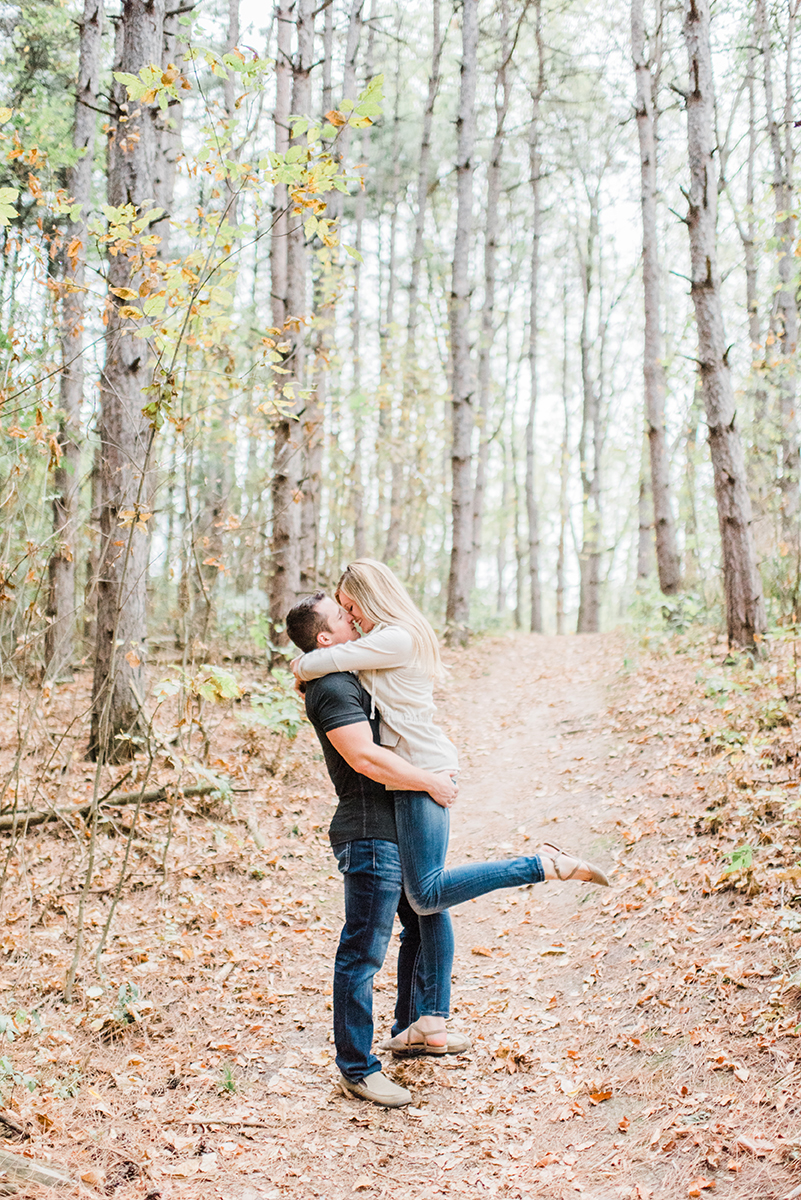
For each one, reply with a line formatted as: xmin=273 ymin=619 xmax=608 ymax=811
xmin=316 ymin=629 xmax=334 ymax=647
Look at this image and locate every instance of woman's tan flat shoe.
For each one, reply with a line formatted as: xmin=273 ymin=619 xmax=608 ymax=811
xmin=384 ymin=1021 xmax=448 ymax=1057
xmin=541 ymin=842 xmax=610 ymax=887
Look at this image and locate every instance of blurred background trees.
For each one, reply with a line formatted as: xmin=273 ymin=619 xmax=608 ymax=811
xmin=0 ymin=0 xmax=798 ymax=759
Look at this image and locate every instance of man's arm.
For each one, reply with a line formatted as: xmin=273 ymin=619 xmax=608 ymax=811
xmin=326 ymin=721 xmax=457 ymax=808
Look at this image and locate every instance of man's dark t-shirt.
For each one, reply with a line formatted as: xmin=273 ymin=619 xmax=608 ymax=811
xmin=304 ymin=673 xmax=397 ymax=847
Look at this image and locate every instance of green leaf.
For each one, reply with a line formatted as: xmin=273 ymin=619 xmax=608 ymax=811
xmin=342 ymin=243 xmax=363 ymax=263
xmin=723 ymin=844 xmax=753 ymax=874
xmin=0 ymin=186 xmax=18 ymax=226
xmin=142 ymin=294 xmax=166 ymax=317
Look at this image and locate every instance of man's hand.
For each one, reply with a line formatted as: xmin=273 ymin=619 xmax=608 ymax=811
xmin=426 ymin=771 xmax=458 ymax=809
xmin=327 ymin=721 xmax=459 ymax=800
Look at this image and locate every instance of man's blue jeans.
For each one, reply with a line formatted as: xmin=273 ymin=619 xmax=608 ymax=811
xmin=332 ymin=839 xmax=453 ymax=1081
xmin=393 ymin=792 xmax=546 ymax=914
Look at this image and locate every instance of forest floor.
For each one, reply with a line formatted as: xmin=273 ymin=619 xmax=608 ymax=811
xmin=0 ymin=628 xmax=800 ymax=1199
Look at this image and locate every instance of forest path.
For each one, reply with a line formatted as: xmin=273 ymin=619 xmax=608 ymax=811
xmin=22 ymin=633 xmax=793 ymax=1200
xmin=231 ymin=631 xmax=795 ymax=1200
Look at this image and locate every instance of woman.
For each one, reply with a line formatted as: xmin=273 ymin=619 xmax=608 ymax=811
xmin=292 ymin=559 xmax=608 ymax=1054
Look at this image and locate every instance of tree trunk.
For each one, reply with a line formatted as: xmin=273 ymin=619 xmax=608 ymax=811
xmin=637 ymin=434 xmax=654 ymax=579
xmin=525 ymin=3 xmax=545 ymax=633
xmin=631 ymin=0 xmax=682 ymax=595
xmin=349 ymin=3 xmax=374 ymax=561
xmin=270 ymin=0 xmax=314 ymax=633
xmin=682 ymin=0 xmax=766 ymax=649
xmin=271 ymin=0 xmax=291 ymax=335
xmin=403 ymin=0 xmax=442 ymax=404
xmin=445 ymin=0 xmax=478 ymax=647
xmin=382 ymin=76 xmax=403 ymax=564
xmin=556 ymin=286 xmax=570 ymax=635
xmin=758 ymin=0 xmax=800 ymax=551
xmin=90 ymin=0 xmax=165 ymax=761
xmin=151 ymin=2 xmax=191 ymax=254
xmin=471 ymin=0 xmax=510 ymax=594
xmin=727 ymin=34 xmax=771 ymax=531
xmin=45 ymin=0 xmax=103 ymax=679
xmin=576 ymin=193 xmax=602 ymax=634
xmin=303 ymin=0 xmax=363 ymax=587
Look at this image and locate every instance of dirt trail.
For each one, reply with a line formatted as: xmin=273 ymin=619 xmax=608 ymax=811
xmin=2 ymin=632 xmax=798 ymax=1200
xmin=244 ymin=632 xmax=797 ymax=1200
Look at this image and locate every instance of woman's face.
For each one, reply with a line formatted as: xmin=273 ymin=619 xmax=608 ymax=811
xmin=338 ymin=588 xmax=375 ymax=633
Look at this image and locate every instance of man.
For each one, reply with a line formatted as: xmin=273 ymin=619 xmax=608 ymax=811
xmin=285 ymin=592 xmax=461 ymax=1109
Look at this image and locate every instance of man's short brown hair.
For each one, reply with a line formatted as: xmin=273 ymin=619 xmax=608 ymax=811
xmin=285 ymin=592 xmax=329 ymax=653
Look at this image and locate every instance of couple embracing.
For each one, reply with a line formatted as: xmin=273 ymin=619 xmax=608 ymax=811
xmin=286 ymin=559 xmax=609 ymax=1110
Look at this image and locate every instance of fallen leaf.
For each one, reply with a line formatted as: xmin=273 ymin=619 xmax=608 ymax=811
xmin=80 ymin=1169 xmax=104 ymax=1185
xmin=619 ymin=1115 xmax=630 ymax=1131
xmin=160 ymin=1161 xmax=198 ymax=1177
xmin=589 ymin=1090 xmax=612 ymax=1103
xmin=734 ymin=1135 xmax=775 ymax=1155
xmin=471 ymin=946 xmax=493 ymax=957
xmin=688 ymin=1179 xmax=715 ymax=1197
xmin=353 ymin=1177 xmax=373 ymax=1191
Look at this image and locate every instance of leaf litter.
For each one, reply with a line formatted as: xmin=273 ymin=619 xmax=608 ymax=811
xmin=0 ymin=631 xmax=798 ymax=1197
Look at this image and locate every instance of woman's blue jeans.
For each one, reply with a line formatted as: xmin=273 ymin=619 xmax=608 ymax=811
xmin=393 ymin=791 xmax=546 ymax=915
xmin=332 ymin=839 xmax=453 ymax=1081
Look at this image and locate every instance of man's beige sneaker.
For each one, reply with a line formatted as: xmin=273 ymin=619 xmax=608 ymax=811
xmin=379 ymin=1029 xmax=472 ymax=1057
xmin=338 ymin=1070 xmax=412 ymax=1108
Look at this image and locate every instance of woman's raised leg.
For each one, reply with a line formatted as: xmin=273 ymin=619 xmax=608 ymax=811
xmin=394 ymin=792 xmax=606 ymax=916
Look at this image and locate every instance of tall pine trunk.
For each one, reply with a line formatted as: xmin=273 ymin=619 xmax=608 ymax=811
xmin=682 ymin=0 xmax=766 ymax=649
xmin=758 ymin=0 xmax=800 ymax=552
xmin=471 ymin=0 xmax=510 ymax=590
xmin=45 ymin=0 xmax=103 ymax=679
xmin=90 ymin=0 xmax=165 ymax=761
xmin=445 ymin=0 xmax=478 ymax=646
xmin=270 ymin=0 xmax=314 ymax=632
xmin=525 ymin=3 xmax=545 ymax=632
xmin=631 ymin=0 xmax=681 ymax=595
xmin=576 ymin=192 xmax=602 ymax=634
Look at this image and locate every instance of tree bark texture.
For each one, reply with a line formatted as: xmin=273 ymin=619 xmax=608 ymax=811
xmin=270 ymin=0 xmax=313 ymax=631
xmin=631 ymin=0 xmax=682 ymax=595
xmin=270 ymin=0 xmax=291 ymax=334
xmin=303 ymin=0 xmax=364 ymax=587
xmin=556 ymin=287 xmax=569 ymax=635
xmin=151 ymin=2 xmax=191 ymax=254
xmin=682 ymin=0 xmax=766 ymax=649
xmin=45 ymin=0 xmax=103 ymax=679
xmin=90 ymin=0 xmax=165 ymax=760
xmin=637 ymin=435 xmax=654 ymax=579
xmin=381 ymin=39 xmax=403 ymax=563
xmin=471 ymin=0 xmax=510 ymax=594
xmin=576 ymin=194 xmax=602 ymax=634
xmin=445 ymin=0 xmax=478 ymax=646
xmin=758 ymin=0 xmax=800 ymax=547
xmin=525 ymin=2 xmax=544 ymax=632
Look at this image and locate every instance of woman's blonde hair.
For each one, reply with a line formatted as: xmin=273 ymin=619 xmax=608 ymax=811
xmin=335 ymin=559 xmax=445 ymax=681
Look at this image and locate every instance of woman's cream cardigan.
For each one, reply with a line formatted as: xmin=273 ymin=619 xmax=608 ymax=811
xmin=294 ymin=624 xmax=459 ymax=775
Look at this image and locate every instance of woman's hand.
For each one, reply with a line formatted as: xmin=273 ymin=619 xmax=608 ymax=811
xmin=289 ymin=657 xmax=306 ymax=694
xmin=427 ymin=771 xmax=458 ymax=809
